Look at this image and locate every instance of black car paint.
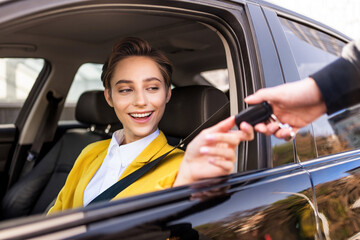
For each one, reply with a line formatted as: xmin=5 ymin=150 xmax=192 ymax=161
xmin=80 ymin=165 xmax=317 ymax=239
xmin=301 ymin=151 xmax=360 ymax=239
xmin=0 ymin=165 xmax=317 ymax=239
xmin=0 ymin=0 xmax=357 ymax=239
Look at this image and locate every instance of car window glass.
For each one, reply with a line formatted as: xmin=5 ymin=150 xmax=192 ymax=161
xmin=279 ymin=17 xmax=353 ymax=159
xmin=279 ymin=17 xmax=345 ymax=79
xmin=200 ymin=69 xmax=229 ymax=92
xmin=60 ymin=63 xmax=104 ymax=121
xmin=0 ymin=58 xmax=44 ymax=124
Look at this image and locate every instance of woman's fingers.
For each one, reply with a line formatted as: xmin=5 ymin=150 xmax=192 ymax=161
xmin=207 ymin=157 xmax=234 ymax=173
xmin=203 ymin=122 xmax=254 ymax=149
xmin=206 ymin=116 xmax=236 ymax=133
xmin=204 ymin=132 xmax=245 ymax=146
xmin=200 ymin=146 xmax=236 ymax=162
xmin=238 ymin=122 xmax=254 ymax=140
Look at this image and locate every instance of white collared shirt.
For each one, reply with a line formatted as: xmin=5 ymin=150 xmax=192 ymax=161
xmin=83 ymin=129 xmax=160 ymax=206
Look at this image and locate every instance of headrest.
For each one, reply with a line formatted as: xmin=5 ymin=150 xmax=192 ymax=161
xmin=159 ymin=85 xmax=229 ymax=139
xmin=75 ymin=90 xmax=119 ymax=126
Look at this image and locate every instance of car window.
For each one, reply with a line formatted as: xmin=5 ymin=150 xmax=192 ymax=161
xmin=279 ymin=17 xmax=353 ymax=160
xmin=0 ymin=58 xmax=44 ymax=124
xmin=60 ymin=63 xmax=104 ymax=121
xmin=326 ymin=104 xmax=360 ymax=152
xmin=279 ymin=17 xmax=345 ymax=79
xmin=200 ymin=69 xmax=229 ymax=92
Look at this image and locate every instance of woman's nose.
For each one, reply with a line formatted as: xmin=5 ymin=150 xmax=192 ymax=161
xmin=134 ymin=90 xmax=147 ymax=106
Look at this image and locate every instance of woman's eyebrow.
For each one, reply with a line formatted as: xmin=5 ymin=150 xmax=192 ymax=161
xmin=114 ymin=78 xmax=161 ymax=86
xmin=143 ymin=77 xmax=162 ymax=83
xmin=115 ymin=79 xmax=133 ymax=85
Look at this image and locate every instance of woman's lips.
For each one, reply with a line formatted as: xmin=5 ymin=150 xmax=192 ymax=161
xmin=129 ymin=111 xmax=153 ymax=123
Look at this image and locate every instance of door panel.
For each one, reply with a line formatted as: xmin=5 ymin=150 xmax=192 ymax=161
xmin=43 ymin=164 xmax=317 ymax=240
xmin=303 ymin=151 xmax=360 ymax=239
xmin=0 ymin=165 xmax=318 ymax=239
xmin=77 ymin=166 xmax=319 ymax=239
xmin=167 ymin=166 xmax=318 ymax=239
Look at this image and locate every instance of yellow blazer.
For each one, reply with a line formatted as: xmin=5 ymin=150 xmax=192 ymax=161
xmin=48 ymin=131 xmax=184 ymax=214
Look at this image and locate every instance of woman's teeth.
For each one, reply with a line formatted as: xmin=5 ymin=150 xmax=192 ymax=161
xmin=130 ymin=112 xmax=152 ymax=118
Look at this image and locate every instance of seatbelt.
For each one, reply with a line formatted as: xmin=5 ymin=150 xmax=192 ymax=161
xmin=20 ymin=91 xmax=63 ymax=177
xmin=89 ymin=101 xmax=230 ymax=205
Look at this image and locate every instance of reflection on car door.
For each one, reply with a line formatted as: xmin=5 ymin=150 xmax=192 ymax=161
xmin=0 ymin=163 xmax=319 ymax=239
xmin=67 ymin=164 xmax=318 ymax=239
xmin=302 ymin=153 xmax=360 ymax=239
xmin=164 ymin=165 xmax=319 ymax=239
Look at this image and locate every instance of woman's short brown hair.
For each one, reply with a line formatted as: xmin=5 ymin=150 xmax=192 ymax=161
xmin=101 ymin=37 xmax=172 ymax=90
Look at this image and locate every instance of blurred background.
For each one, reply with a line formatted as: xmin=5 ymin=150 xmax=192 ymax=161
xmin=268 ymin=0 xmax=360 ymax=40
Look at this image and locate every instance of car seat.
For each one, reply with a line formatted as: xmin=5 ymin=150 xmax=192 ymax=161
xmin=1 ymin=90 xmax=120 ymax=219
xmin=159 ymin=85 xmax=230 ymax=148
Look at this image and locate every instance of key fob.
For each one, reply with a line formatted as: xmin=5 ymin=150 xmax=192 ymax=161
xmin=235 ymin=102 xmax=273 ymax=127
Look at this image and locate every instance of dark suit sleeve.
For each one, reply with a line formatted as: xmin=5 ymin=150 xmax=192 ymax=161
xmin=311 ymin=39 xmax=360 ymax=114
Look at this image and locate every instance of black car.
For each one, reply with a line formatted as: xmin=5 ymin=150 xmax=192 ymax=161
xmin=0 ymin=0 xmax=358 ymax=239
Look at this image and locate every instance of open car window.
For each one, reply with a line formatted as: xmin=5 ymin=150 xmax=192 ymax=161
xmin=61 ymin=63 xmax=104 ymax=121
xmin=0 ymin=58 xmax=44 ymax=124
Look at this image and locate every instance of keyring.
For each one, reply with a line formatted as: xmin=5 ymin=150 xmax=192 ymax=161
xmin=270 ymin=114 xmax=296 ymax=140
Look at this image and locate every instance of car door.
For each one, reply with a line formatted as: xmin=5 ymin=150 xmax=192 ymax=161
xmin=0 ymin=1 xmax=320 ymax=239
xmin=264 ymin=5 xmax=360 ymax=239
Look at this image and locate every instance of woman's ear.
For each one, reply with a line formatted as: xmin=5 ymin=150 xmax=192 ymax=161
xmin=104 ymin=89 xmax=114 ymax=107
xmin=166 ymin=87 xmax=172 ymax=103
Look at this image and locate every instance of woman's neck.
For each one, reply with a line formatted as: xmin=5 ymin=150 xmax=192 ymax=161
xmin=122 ymin=129 xmax=159 ymax=145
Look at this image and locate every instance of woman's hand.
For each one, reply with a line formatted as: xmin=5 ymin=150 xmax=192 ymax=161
xmin=245 ymin=77 xmax=327 ymax=139
xmin=173 ymin=116 xmax=254 ymax=186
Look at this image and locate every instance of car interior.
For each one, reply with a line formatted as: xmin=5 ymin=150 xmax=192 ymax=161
xmin=0 ymin=2 xmax=244 ymax=220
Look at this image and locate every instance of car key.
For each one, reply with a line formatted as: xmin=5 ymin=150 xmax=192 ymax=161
xmin=235 ymin=102 xmax=273 ymax=127
xmin=235 ymin=101 xmax=296 ymax=139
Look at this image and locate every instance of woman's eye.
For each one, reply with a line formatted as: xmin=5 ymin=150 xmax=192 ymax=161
xmin=147 ymin=86 xmax=159 ymax=91
xmin=119 ymin=88 xmax=132 ymax=93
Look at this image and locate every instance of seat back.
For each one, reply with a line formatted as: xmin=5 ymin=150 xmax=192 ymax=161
xmin=159 ymin=85 xmax=229 ymax=147
xmin=1 ymin=91 xmax=120 ymax=219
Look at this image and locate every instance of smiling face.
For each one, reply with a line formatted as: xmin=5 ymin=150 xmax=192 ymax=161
xmin=104 ymin=56 xmax=171 ymax=144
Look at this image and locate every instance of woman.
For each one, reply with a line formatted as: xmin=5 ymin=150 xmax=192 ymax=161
xmin=48 ymin=37 xmax=254 ymax=213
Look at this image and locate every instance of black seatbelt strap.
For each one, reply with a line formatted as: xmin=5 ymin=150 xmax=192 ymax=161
xmin=21 ymin=91 xmax=62 ymax=177
xmin=89 ymin=101 xmax=230 ymax=205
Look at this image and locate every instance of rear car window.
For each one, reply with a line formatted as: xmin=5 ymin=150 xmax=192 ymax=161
xmin=60 ymin=63 xmax=104 ymax=121
xmin=0 ymin=58 xmax=44 ymax=124
xmin=280 ymin=17 xmax=345 ymax=79
xmin=200 ymin=69 xmax=229 ymax=92
xmin=279 ymin=16 xmax=354 ymax=160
